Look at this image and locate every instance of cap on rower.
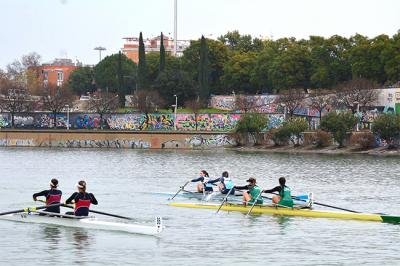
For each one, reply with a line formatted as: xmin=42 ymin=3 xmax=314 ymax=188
xmin=49 ymin=178 xmax=58 ymax=188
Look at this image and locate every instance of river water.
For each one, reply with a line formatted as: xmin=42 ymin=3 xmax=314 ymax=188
xmin=0 ymin=148 xmax=399 ymax=266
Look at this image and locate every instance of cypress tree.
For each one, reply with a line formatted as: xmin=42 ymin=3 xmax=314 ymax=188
xmin=159 ymin=32 xmax=166 ymax=73
xmin=138 ymin=31 xmax=148 ymax=90
xmin=198 ymin=35 xmax=210 ymax=101
xmin=117 ymin=51 xmax=124 ymax=105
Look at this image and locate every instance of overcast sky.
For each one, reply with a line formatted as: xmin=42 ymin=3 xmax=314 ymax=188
xmin=1 ymin=0 xmax=399 ymax=68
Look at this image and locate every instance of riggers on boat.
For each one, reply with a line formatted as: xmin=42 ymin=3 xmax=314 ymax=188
xmin=157 ymin=190 xmax=312 ymax=206
xmin=168 ymin=202 xmax=400 ymax=224
xmin=0 ymin=210 xmax=163 ymax=236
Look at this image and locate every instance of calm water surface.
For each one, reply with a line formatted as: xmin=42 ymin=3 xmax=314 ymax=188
xmin=0 ymin=148 xmax=399 ymax=266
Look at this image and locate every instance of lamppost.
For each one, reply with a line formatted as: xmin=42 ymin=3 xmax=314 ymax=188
xmin=65 ymin=104 xmax=70 ymax=130
xmin=354 ymin=101 xmax=360 ymax=131
xmin=173 ymin=94 xmax=178 ymax=130
xmin=281 ymin=103 xmax=287 ymax=121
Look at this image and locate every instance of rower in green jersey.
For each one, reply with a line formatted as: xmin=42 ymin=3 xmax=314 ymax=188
xmin=234 ymin=177 xmax=263 ymax=206
xmin=262 ymin=177 xmax=294 ymax=207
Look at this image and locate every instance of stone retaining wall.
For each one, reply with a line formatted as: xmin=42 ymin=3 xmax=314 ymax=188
xmin=0 ymin=130 xmax=236 ymax=149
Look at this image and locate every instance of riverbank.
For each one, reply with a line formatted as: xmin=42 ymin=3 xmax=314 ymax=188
xmin=233 ymin=144 xmax=400 ymax=157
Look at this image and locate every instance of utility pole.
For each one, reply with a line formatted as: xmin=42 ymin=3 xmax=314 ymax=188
xmin=94 ymin=46 xmax=106 ymax=62
xmin=173 ymin=0 xmax=177 ymax=56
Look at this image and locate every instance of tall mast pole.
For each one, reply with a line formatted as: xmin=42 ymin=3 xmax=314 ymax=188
xmin=173 ymin=0 xmax=177 ymax=56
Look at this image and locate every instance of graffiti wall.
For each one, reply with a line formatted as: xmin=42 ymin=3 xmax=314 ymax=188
xmin=0 ymin=112 xmax=285 ymax=131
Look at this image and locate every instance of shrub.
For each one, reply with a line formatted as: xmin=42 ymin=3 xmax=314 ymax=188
xmin=284 ymin=117 xmax=308 ymax=146
xmin=270 ymin=127 xmax=290 ymax=146
xmin=320 ymin=111 xmax=356 ymax=148
xmin=235 ymin=113 xmax=269 ymax=146
xmin=350 ymin=132 xmax=376 ymax=150
xmin=372 ymin=114 xmax=400 ymax=148
xmin=312 ymin=130 xmax=332 ymax=148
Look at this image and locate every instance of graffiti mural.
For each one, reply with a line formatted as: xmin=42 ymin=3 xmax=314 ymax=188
xmin=14 ymin=116 xmax=35 ymax=128
xmin=55 ymin=139 xmax=150 ymax=149
xmin=107 ymin=114 xmax=142 ymax=130
xmin=185 ymin=135 xmax=237 ymax=148
xmin=210 ymin=114 xmax=240 ymax=131
xmin=176 ymin=114 xmax=196 ymax=130
xmin=73 ymin=114 xmax=103 ymax=129
xmin=0 ymin=138 xmax=34 ymax=146
xmin=34 ymin=114 xmax=67 ymax=128
xmin=143 ymin=114 xmax=174 ymax=130
xmin=0 ymin=114 xmax=10 ymax=128
xmin=267 ymin=114 xmax=285 ymax=129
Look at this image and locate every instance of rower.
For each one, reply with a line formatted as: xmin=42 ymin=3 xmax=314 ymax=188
xmin=208 ymin=171 xmax=235 ymax=195
xmin=234 ymin=177 xmax=263 ymax=206
xmin=32 ymin=178 xmax=62 ymax=213
xmin=65 ymin=180 xmax=98 ymax=216
xmin=190 ymin=170 xmax=213 ymax=193
xmin=262 ymin=177 xmax=294 ymax=207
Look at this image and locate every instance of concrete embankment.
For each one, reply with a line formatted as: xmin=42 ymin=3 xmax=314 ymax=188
xmin=0 ymin=130 xmax=236 ymax=149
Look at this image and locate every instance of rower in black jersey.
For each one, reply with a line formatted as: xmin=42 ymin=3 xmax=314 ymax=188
xmin=32 ymin=178 xmax=62 ymax=213
xmin=65 ymin=180 xmax=98 ymax=216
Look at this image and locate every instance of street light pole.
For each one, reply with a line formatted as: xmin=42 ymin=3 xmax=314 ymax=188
xmin=94 ymin=46 xmax=106 ymax=62
xmin=174 ymin=94 xmax=178 ymax=130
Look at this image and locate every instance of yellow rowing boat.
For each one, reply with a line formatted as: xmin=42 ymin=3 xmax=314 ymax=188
xmin=169 ymin=202 xmax=400 ymax=224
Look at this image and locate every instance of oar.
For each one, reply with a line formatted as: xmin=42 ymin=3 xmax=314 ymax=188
xmin=0 ymin=203 xmax=64 ymax=216
xmin=246 ymin=192 xmax=263 ymax=217
xmin=36 ymin=199 xmax=136 ymax=221
xmin=61 ymin=204 xmax=136 ymax=221
xmin=168 ymin=181 xmax=190 ymax=200
xmin=216 ymin=187 xmax=234 ymax=214
xmin=264 ymin=192 xmax=361 ymax=213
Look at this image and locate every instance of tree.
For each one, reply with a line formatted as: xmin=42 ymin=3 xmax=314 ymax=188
xmin=0 ymin=83 xmax=32 ymax=128
xmin=5 ymin=52 xmax=42 ymax=94
xmin=218 ymin=30 xmax=264 ymax=53
xmin=153 ymin=67 xmax=197 ymax=107
xmin=137 ymin=32 xmax=149 ymax=90
xmin=68 ymin=66 xmax=95 ymax=96
xmin=320 ymin=111 xmax=356 ymax=148
xmin=94 ymin=53 xmax=136 ymax=106
xmin=372 ymin=114 xmax=400 ymax=148
xmin=159 ymin=32 xmax=166 ymax=73
xmin=40 ymin=85 xmax=74 ymax=128
xmin=268 ymin=39 xmax=312 ymax=92
xmin=334 ymin=78 xmax=379 ymax=113
xmin=89 ymin=90 xmax=118 ymax=129
xmin=277 ymin=89 xmax=306 ymax=117
xmin=308 ymin=89 xmax=334 ymax=122
xmin=181 ymin=37 xmax=229 ymax=95
xmin=234 ymin=95 xmax=257 ymax=113
xmin=132 ymin=90 xmax=165 ymax=130
xmin=198 ymin=35 xmax=210 ymax=101
xmin=221 ymin=52 xmax=257 ymax=94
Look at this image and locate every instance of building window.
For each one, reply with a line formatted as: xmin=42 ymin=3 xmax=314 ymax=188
xmin=57 ymin=71 xmax=63 ymax=81
xmin=43 ymin=71 xmax=48 ymax=81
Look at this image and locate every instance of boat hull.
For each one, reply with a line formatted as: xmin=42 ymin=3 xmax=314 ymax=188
xmin=0 ymin=212 xmax=162 ymax=236
xmin=169 ymin=202 xmax=400 ymax=224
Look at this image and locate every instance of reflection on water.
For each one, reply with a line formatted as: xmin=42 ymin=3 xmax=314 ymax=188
xmin=42 ymin=225 xmax=62 ymax=248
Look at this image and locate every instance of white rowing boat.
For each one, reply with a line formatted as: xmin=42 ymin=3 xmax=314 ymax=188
xmin=0 ymin=210 xmax=163 ymax=236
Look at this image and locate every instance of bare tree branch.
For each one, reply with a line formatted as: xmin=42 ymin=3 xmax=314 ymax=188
xmin=89 ymin=89 xmax=119 ymax=129
xmin=334 ymin=78 xmax=379 ymax=112
xmin=40 ymin=84 xmax=73 ymax=128
xmin=277 ymin=89 xmax=306 ymax=117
